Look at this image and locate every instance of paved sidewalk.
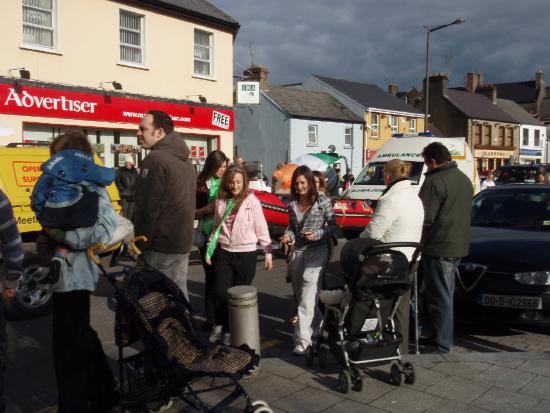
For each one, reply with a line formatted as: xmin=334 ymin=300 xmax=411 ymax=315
xmin=170 ymin=347 xmax=550 ymax=413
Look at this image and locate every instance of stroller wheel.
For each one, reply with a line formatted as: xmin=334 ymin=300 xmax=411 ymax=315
xmin=252 ymin=401 xmax=273 ymax=413
xmin=338 ymin=370 xmax=352 ymax=394
xmin=403 ymin=362 xmax=415 ymax=385
xmin=352 ymin=378 xmax=363 ymax=392
xmin=318 ymin=346 xmax=328 ymax=370
xmin=390 ymin=364 xmax=402 ymax=386
xmin=305 ymin=346 xmax=314 ymax=367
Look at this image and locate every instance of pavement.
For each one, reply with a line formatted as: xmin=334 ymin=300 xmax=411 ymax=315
xmin=5 ymin=241 xmax=550 ymax=413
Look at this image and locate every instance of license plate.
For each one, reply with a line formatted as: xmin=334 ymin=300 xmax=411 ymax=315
xmin=479 ymin=294 xmax=542 ymax=309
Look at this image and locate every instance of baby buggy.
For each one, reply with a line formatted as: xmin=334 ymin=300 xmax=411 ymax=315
xmin=87 ymin=240 xmax=273 ymax=413
xmin=305 ymin=238 xmax=422 ymax=394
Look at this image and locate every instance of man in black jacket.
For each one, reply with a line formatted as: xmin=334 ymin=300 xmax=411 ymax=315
xmin=115 ymin=154 xmax=138 ymax=221
xmin=134 ymin=110 xmax=196 ymax=299
xmin=419 ymin=142 xmax=472 ymax=354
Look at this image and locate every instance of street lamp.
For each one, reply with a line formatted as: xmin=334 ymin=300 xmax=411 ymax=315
xmin=423 ymin=18 xmax=465 ymax=132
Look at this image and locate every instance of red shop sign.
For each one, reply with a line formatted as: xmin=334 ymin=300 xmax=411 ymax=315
xmin=0 ymin=83 xmax=234 ymax=132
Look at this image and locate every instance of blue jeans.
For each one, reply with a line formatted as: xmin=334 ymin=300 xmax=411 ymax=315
xmin=422 ymin=255 xmax=461 ymax=353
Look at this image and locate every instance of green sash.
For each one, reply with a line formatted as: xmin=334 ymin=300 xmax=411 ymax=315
xmin=201 ymin=177 xmax=221 ymax=235
xmin=205 ymin=198 xmax=235 ymax=262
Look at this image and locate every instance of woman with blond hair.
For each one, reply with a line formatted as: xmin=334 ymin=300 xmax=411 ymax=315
xmin=359 ymin=159 xmax=424 ymax=354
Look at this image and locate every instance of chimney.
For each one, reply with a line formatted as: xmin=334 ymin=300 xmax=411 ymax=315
xmin=536 ymin=70 xmax=545 ymax=89
xmin=466 ymin=72 xmax=484 ymax=93
xmin=244 ymin=65 xmax=269 ymax=90
xmin=388 ymin=84 xmax=398 ymax=96
xmin=477 ymin=84 xmax=497 ymax=104
xmin=428 ymin=72 xmax=448 ymax=98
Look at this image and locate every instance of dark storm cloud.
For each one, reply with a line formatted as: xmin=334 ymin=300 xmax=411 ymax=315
xmin=209 ymin=0 xmax=550 ymax=90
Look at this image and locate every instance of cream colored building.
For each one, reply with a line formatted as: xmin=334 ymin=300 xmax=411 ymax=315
xmin=0 ymin=0 xmax=239 ymax=168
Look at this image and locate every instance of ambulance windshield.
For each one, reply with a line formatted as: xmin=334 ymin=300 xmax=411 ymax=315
xmin=354 ymin=161 xmax=424 ymax=186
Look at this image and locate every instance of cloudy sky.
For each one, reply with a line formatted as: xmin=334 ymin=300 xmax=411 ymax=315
xmin=209 ymin=0 xmax=550 ymax=91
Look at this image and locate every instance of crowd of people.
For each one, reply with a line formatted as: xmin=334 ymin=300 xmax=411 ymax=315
xmin=0 ymin=108 xmax=476 ymax=412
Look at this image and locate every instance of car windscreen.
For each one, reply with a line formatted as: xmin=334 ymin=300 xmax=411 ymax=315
xmin=472 ymin=188 xmax=550 ymax=230
xmin=354 ymin=161 xmax=424 ymax=186
xmin=495 ymin=167 xmax=539 ymax=184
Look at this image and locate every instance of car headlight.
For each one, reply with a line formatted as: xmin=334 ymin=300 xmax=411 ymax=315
xmin=514 ymin=271 xmax=550 ymax=286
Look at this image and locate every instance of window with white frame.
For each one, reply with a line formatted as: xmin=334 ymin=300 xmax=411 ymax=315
xmin=194 ymin=29 xmax=213 ymax=77
xmin=308 ymin=125 xmax=318 ymax=145
xmin=409 ymin=118 xmax=417 ymax=133
xmin=522 ymin=128 xmax=529 ymax=146
xmin=534 ymin=129 xmax=541 ymax=147
xmin=390 ymin=115 xmax=398 ymax=135
xmin=345 ymin=127 xmax=353 ymax=147
xmin=371 ymin=114 xmax=379 ymax=138
xmin=120 ymin=10 xmax=145 ymax=65
xmin=22 ymin=0 xmax=58 ymax=49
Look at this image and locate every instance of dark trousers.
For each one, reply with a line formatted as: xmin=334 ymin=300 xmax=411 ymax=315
xmin=199 ymin=245 xmax=216 ymax=324
xmin=120 ymin=199 xmax=135 ymax=222
xmin=422 ymin=256 xmax=461 ymax=353
xmin=0 ymin=302 xmax=6 ymax=413
xmin=53 ymin=291 xmax=117 ymax=413
xmin=212 ymin=249 xmax=258 ymax=331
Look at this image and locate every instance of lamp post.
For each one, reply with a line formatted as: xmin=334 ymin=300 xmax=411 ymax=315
xmin=423 ymin=18 xmax=465 ymax=132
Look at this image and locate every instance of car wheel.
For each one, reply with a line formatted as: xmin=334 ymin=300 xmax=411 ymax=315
xmin=3 ymin=253 xmax=53 ymax=319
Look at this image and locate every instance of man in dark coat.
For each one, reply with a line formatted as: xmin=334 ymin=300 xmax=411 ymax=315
xmin=115 ymin=154 xmax=138 ymax=221
xmin=134 ymin=110 xmax=196 ymax=299
xmin=419 ymin=142 xmax=473 ymax=354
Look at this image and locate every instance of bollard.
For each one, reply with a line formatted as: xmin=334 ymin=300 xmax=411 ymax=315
xmin=227 ymin=285 xmax=261 ymax=357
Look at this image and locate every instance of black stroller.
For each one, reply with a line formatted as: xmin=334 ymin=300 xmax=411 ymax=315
xmin=305 ymin=238 xmax=422 ymax=394
xmin=87 ymin=240 xmax=273 ymax=413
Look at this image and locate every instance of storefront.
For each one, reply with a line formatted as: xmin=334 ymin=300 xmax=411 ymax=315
xmin=519 ymin=148 xmax=544 ymax=164
xmin=474 ymin=148 xmax=516 ymax=172
xmin=0 ymin=79 xmax=234 ymax=169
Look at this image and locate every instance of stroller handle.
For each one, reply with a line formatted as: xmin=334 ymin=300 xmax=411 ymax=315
xmin=359 ymin=242 xmax=423 ymax=265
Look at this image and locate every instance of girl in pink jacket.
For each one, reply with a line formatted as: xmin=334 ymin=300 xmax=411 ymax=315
xmin=206 ymin=166 xmax=272 ymax=344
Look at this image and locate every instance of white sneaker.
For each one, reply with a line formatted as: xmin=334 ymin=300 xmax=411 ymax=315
xmin=209 ymin=325 xmax=223 ymax=343
xmin=222 ymin=333 xmax=231 ymax=346
xmin=293 ymin=345 xmax=306 ymax=356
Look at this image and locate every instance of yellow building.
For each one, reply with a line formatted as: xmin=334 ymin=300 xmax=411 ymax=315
xmin=0 ymin=0 xmax=239 ymax=168
xmin=302 ymin=76 xmax=425 ymax=163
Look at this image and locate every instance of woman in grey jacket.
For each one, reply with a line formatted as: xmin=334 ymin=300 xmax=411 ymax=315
xmin=282 ymin=166 xmax=337 ymax=356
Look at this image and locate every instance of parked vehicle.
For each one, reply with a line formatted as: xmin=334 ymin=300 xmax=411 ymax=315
xmin=0 ymin=143 xmax=120 ymax=318
xmin=494 ymin=163 xmax=550 ymax=185
xmin=455 ymin=184 xmax=550 ymax=326
xmin=335 ymin=134 xmax=480 ymax=239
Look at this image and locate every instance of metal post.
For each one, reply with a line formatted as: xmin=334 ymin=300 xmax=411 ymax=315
xmin=424 ymin=30 xmax=431 ymax=133
xmin=227 ymin=285 xmax=261 ymax=357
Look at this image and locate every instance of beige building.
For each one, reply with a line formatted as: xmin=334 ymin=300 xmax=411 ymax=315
xmin=0 ymin=0 xmax=239 ymax=168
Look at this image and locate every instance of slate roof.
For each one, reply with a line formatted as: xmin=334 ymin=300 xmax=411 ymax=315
xmin=312 ymin=75 xmax=423 ymax=115
xmin=496 ymin=99 xmax=544 ymax=126
xmin=445 ymin=89 xmax=517 ymax=123
xmin=130 ymin=0 xmax=239 ymax=30
xmin=491 ymin=80 xmax=550 ymax=103
xmin=264 ymin=87 xmax=364 ymax=123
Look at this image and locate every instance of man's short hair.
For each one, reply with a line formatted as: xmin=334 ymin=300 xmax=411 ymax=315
xmin=147 ymin=110 xmax=174 ymax=134
xmin=422 ymin=142 xmax=452 ymax=164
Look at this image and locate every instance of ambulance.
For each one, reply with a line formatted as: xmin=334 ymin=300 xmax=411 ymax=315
xmin=335 ymin=133 xmax=479 ymax=239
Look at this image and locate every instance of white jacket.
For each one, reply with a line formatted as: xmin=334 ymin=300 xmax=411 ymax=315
xmin=360 ymin=179 xmax=424 ymax=261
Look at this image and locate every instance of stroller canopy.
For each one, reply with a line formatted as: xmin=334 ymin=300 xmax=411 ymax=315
xmin=341 ymin=238 xmax=411 ymax=297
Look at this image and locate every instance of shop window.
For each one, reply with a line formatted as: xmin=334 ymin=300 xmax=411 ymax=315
xmin=389 ymin=116 xmax=398 ymax=135
xmin=534 ymin=129 xmax=541 ymax=147
xmin=522 ymin=128 xmax=529 ymax=146
xmin=194 ymin=29 xmax=213 ymax=77
xmin=22 ymin=0 xmax=58 ymax=49
xmin=344 ymin=127 xmax=353 ymax=147
xmin=308 ymin=125 xmax=318 ymax=145
xmin=120 ymin=10 xmax=145 ymax=65
xmin=371 ymin=114 xmax=379 ymax=138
